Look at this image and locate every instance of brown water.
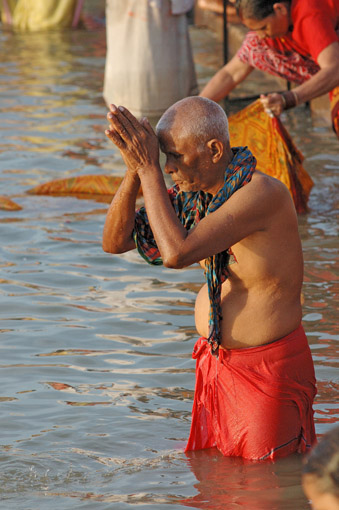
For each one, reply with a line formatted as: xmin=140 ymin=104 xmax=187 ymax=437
xmin=0 ymin=25 xmax=338 ymax=510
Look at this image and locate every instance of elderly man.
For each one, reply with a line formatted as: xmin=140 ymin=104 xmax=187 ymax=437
xmin=102 ymin=96 xmax=316 ymax=460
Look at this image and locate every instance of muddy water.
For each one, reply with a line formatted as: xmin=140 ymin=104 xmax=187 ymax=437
xmin=0 ymin=25 xmax=338 ymax=510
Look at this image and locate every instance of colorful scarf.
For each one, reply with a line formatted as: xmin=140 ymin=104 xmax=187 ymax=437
xmin=133 ymin=146 xmax=256 ymax=354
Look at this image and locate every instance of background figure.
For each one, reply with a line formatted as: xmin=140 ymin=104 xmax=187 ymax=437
xmin=200 ymin=0 xmax=339 ymax=137
xmin=302 ymin=426 xmax=339 ymax=510
xmin=103 ymin=0 xmax=198 ymax=122
xmin=0 ymin=0 xmax=85 ymax=31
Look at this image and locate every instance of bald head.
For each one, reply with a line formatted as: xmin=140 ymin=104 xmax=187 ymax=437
xmin=156 ymin=96 xmax=230 ymax=149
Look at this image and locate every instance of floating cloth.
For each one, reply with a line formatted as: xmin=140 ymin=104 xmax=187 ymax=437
xmin=1 ymin=0 xmax=82 ymax=31
xmin=0 ymin=196 xmax=22 ymax=211
xmin=229 ymin=100 xmax=313 ymax=213
xmin=27 ymin=174 xmax=141 ymax=199
xmin=27 ymin=175 xmax=142 ymax=202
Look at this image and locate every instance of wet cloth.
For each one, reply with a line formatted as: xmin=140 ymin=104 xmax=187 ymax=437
xmin=0 ymin=195 xmax=22 ymax=211
xmin=27 ymin=175 xmax=139 ymax=200
xmin=237 ymin=27 xmax=339 ymax=137
xmin=228 ymin=100 xmax=313 ymax=213
xmin=185 ymin=324 xmax=317 ymax=460
xmin=133 ymin=146 xmax=256 ymax=353
xmin=103 ymin=0 xmax=197 ymax=119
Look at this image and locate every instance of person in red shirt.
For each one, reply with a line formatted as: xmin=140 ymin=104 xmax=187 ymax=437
xmin=200 ymin=0 xmax=339 ymax=137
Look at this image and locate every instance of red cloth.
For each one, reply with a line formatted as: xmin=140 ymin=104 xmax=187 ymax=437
xmin=237 ymin=31 xmax=320 ymax=85
xmin=289 ymin=0 xmax=339 ymax=61
xmin=185 ymin=324 xmax=317 ymax=460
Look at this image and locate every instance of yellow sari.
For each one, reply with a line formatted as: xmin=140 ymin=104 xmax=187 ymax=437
xmin=0 ymin=0 xmax=82 ymax=31
xmin=229 ymin=101 xmax=313 ymax=213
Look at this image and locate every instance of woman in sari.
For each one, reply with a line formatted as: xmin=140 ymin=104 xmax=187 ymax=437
xmin=200 ymin=0 xmax=339 ymax=137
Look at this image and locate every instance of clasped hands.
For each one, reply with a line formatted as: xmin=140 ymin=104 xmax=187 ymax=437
xmin=105 ymin=104 xmax=160 ymax=175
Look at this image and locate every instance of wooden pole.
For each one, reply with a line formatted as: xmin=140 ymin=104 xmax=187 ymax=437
xmin=223 ymin=0 xmax=228 ymax=65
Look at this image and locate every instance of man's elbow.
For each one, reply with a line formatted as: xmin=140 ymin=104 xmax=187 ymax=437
xmin=102 ymin=240 xmax=117 ymax=254
xmin=102 ymin=234 xmax=136 ymax=254
xmin=102 ymin=239 xmax=125 ymax=254
xmin=162 ymin=252 xmax=187 ymax=269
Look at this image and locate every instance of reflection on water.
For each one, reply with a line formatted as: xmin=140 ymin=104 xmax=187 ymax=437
xmin=182 ymin=450 xmax=309 ymax=510
xmin=0 ymin=24 xmax=338 ymax=510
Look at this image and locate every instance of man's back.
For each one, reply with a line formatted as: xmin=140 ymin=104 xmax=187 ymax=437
xmin=194 ymin=171 xmax=304 ymax=348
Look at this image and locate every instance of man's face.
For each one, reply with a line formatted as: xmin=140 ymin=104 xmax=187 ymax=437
xmin=158 ymin=128 xmax=215 ymax=193
xmin=241 ymin=3 xmax=290 ymax=39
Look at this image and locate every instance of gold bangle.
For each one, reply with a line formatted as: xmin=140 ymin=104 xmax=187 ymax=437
xmin=281 ymin=94 xmax=287 ymax=109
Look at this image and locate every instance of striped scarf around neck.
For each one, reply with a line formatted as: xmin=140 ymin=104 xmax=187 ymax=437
xmin=133 ymin=146 xmax=256 ymax=354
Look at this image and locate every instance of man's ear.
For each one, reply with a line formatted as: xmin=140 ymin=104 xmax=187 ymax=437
xmin=207 ymin=139 xmax=224 ymax=163
xmin=273 ymin=2 xmax=289 ymax=17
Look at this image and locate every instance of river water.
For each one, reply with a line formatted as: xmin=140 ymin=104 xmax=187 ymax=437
xmin=0 ymin=25 xmax=338 ymax=510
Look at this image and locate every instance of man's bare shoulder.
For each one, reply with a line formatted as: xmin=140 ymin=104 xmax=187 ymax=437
xmin=230 ymin=170 xmax=294 ymax=213
xmin=247 ymin=170 xmax=291 ymax=196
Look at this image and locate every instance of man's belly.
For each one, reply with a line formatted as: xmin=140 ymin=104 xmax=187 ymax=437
xmin=194 ymin=281 xmax=302 ymax=349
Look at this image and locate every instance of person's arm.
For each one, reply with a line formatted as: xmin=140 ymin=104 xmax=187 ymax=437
xmin=199 ymin=54 xmax=254 ymax=102
xmin=102 ymin=170 xmax=140 ymax=254
xmin=102 ymin=106 xmax=146 ymax=254
xmin=102 ymin=105 xmax=160 ymax=254
xmin=261 ymin=42 xmax=339 ymax=115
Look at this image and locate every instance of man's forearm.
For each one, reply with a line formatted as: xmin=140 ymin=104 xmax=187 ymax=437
xmin=138 ymin=166 xmax=189 ymax=268
xmin=102 ymin=171 xmax=140 ymax=254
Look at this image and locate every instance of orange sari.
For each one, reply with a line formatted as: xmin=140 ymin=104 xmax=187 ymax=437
xmin=229 ymin=100 xmax=313 ymax=213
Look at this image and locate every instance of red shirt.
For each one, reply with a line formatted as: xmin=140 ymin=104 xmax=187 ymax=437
xmin=266 ymin=0 xmax=339 ymax=62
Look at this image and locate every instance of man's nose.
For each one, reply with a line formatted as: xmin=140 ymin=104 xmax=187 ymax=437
xmin=164 ymin=159 xmax=175 ymax=174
